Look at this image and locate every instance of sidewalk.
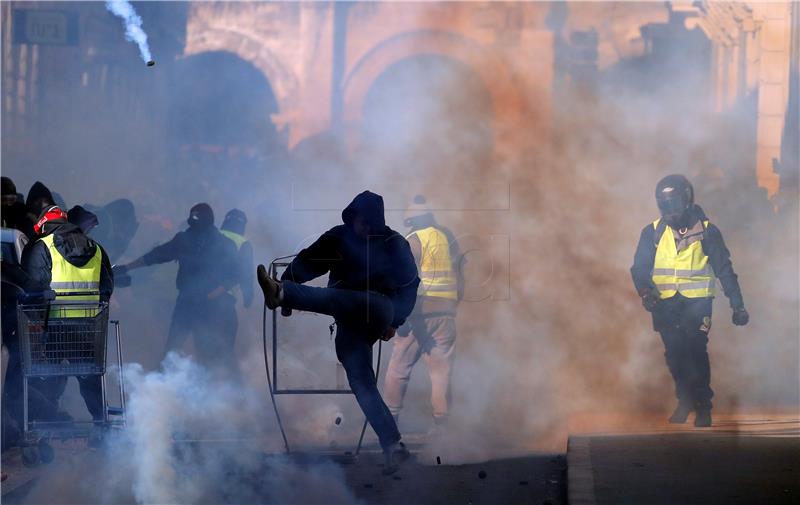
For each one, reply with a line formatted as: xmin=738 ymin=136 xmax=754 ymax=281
xmin=567 ymin=414 xmax=800 ymax=505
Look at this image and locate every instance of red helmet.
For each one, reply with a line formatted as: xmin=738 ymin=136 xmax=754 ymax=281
xmin=33 ymin=205 xmax=68 ymax=235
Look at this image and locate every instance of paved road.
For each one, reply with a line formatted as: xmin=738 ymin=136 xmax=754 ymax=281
xmin=2 ymin=440 xmax=567 ymax=504
xmin=568 ymin=414 xmax=800 ymax=505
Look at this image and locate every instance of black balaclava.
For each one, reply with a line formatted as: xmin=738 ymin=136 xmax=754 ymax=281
xmin=221 ymin=208 xmax=247 ymax=235
xmin=187 ymin=203 xmax=214 ymax=230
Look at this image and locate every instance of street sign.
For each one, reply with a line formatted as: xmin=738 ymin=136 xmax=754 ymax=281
xmin=12 ymin=9 xmax=79 ymax=46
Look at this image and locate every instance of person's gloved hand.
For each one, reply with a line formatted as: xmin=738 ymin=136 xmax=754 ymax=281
xmin=732 ymin=307 xmax=749 ymax=326
xmin=639 ymin=287 xmax=661 ymax=312
xmin=111 ymin=264 xmax=132 ymax=287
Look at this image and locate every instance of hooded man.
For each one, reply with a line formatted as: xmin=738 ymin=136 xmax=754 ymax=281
xmin=118 ymin=203 xmax=239 ymax=372
xmin=630 ymin=174 xmax=748 ymax=427
xmin=220 ymin=209 xmax=254 ymax=308
xmin=383 ymin=195 xmax=462 ymax=432
xmin=256 ymin=191 xmax=420 ymax=474
xmin=21 ymin=205 xmax=115 ymax=422
xmin=1 ymin=176 xmax=27 ymax=232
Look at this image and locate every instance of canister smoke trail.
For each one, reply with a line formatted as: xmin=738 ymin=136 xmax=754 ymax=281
xmin=105 ymin=0 xmax=154 ymax=66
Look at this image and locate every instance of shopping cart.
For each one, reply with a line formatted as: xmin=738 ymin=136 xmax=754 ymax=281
xmin=17 ymin=291 xmax=126 ymax=466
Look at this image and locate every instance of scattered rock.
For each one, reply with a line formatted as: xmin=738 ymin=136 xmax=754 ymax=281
xmin=478 ymin=470 xmax=487 ymax=479
xmin=519 ymin=480 xmax=529 ymax=486
xmin=364 ymin=483 xmax=373 ymax=489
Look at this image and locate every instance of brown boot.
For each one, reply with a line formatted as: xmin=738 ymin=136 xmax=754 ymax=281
xmin=256 ymin=264 xmax=282 ymax=310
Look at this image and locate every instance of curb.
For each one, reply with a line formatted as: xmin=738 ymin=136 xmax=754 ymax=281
xmin=566 ymin=436 xmax=597 ymax=505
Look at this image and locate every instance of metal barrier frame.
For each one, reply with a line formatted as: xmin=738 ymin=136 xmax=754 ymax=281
xmin=264 ymin=257 xmax=377 ymax=455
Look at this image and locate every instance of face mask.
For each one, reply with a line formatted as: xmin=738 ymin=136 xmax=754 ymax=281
xmin=187 ymin=215 xmax=202 ymax=229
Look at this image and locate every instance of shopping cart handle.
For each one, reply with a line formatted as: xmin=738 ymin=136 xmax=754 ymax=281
xmin=18 ymin=290 xmax=57 ymax=303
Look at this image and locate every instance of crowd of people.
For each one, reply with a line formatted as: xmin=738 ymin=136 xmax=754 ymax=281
xmin=0 ymin=177 xmax=254 ymax=451
xmin=1 ymin=173 xmax=751 ymax=475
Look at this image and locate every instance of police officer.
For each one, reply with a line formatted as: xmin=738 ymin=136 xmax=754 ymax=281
xmin=631 ymin=175 xmax=749 ymax=427
xmin=220 ymin=209 xmax=254 ymax=308
xmin=384 ymin=195 xmax=462 ymax=432
xmin=21 ymin=205 xmax=114 ymax=422
xmin=118 ymin=203 xmax=239 ymax=373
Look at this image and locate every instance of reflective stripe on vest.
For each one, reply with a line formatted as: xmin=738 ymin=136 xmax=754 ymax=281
xmin=221 ymin=229 xmax=247 ymax=251
xmin=407 ymin=226 xmax=457 ymax=300
xmin=41 ymin=234 xmax=102 ymax=317
xmin=651 ymin=218 xmax=716 ymax=299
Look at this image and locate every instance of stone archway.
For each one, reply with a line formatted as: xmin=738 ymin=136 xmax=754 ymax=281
xmin=341 ymin=30 xmax=527 ymax=162
xmin=183 ymin=27 xmax=300 ymax=135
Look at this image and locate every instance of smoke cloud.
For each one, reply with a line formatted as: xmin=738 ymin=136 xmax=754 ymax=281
xmin=2 ymin=1 xmax=797 ymax=500
xmin=105 ymin=0 xmax=153 ymax=64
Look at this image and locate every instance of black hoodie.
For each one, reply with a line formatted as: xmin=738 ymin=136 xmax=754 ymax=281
xmin=22 ymin=221 xmax=114 ymax=302
xmin=282 ymin=191 xmax=420 ymax=328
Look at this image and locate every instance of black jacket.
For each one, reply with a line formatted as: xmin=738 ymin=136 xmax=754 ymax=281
xmin=21 ymin=222 xmax=114 ymax=302
xmin=281 ymin=191 xmax=420 ymax=328
xmin=630 ymin=205 xmax=744 ymax=309
xmin=141 ymin=225 xmax=238 ymax=297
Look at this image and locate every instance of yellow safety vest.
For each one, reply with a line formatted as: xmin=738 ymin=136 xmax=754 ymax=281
xmin=41 ymin=234 xmax=102 ymax=317
xmin=221 ymin=229 xmax=247 ymax=251
xmin=651 ymin=218 xmax=716 ymax=299
xmin=407 ymin=226 xmax=458 ymax=300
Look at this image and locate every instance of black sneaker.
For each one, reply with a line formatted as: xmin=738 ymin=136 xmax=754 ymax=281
xmin=694 ymin=410 xmax=712 ymax=427
xmin=668 ymin=404 xmax=691 ymax=424
xmin=382 ymin=441 xmax=410 ymax=475
xmin=256 ymin=264 xmax=282 ymax=310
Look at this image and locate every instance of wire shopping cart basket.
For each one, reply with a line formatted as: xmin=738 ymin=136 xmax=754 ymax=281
xmin=16 ymin=291 xmax=126 ymax=466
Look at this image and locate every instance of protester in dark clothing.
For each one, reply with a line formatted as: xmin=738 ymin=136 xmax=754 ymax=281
xmin=119 ymin=203 xmax=239 ymax=371
xmin=22 ymin=181 xmax=57 ymax=238
xmin=631 ymin=174 xmax=748 ymax=428
xmin=257 ymin=191 xmax=420 ymax=474
xmin=220 ymin=209 xmax=254 ymax=308
xmin=83 ymin=199 xmax=139 ymax=263
xmin=67 ymin=205 xmax=100 ymax=234
xmin=1 ymin=177 xmax=28 ymax=231
xmin=21 ymin=205 xmax=114 ymax=421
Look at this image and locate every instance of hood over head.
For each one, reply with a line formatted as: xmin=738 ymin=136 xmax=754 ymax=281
xmin=341 ymin=191 xmax=387 ymax=234
xmin=26 ymin=181 xmax=55 ymax=216
xmin=221 ymin=208 xmax=247 ymax=235
xmin=1 ymin=176 xmax=17 ymax=197
xmin=188 ymin=203 xmax=215 ymax=230
xmin=67 ymin=205 xmax=100 ymax=234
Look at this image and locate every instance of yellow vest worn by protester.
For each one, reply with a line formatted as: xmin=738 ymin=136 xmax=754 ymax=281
xmin=406 ymin=226 xmax=457 ymax=300
xmin=651 ymin=218 xmax=716 ymax=299
xmin=40 ymin=234 xmax=102 ymax=316
xmin=221 ymin=229 xmax=247 ymax=251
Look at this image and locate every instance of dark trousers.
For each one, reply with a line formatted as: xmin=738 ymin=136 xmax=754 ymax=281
xmin=41 ymin=375 xmax=104 ymax=420
xmin=281 ymin=281 xmax=401 ymax=449
xmin=166 ymin=293 xmax=239 ymax=373
xmin=653 ymin=294 xmax=714 ymax=410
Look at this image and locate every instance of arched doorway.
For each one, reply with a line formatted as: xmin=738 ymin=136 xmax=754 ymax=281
xmin=357 ymin=54 xmax=493 ymax=180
